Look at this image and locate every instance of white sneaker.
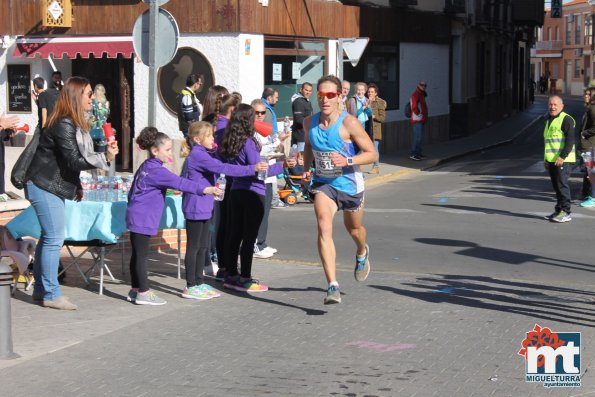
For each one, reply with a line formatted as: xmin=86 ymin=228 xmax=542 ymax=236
xmin=204 ymin=262 xmax=219 ymax=277
xmin=253 ymin=246 xmax=273 ymax=259
xmin=262 ymin=246 xmax=277 ymax=255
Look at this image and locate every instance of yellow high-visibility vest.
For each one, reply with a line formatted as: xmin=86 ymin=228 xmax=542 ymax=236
xmin=544 ymin=112 xmax=576 ymax=162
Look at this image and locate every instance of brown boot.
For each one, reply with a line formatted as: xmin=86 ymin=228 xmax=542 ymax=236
xmin=370 ymin=166 xmax=379 ymax=174
xmin=42 ymin=296 xmax=78 ymax=310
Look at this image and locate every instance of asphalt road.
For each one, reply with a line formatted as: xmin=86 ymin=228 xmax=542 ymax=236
xmin=265 ymin=95 xmax=594 ymax=289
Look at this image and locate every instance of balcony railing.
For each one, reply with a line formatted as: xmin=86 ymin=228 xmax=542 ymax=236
xmin=535 ymin=40 xmax=563 ymax=50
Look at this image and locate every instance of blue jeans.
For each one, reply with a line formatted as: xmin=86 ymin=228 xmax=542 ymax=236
xmin=25 ymin=181 xmax=65 ymax=300
xmin=411 ymin=123 xmax=424 ymax=157
xmin=373 ymin=140 xmax=380 ymax=166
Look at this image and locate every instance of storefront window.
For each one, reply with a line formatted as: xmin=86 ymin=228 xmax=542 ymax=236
xmin=344 ymin=44 xmax=399 ymax=109
xmin=264 ymin=39 xmax=326 ymax=118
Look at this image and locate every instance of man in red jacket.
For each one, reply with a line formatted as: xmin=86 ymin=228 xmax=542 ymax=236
xmin=409 ymin=81 xmax=428 ymax=161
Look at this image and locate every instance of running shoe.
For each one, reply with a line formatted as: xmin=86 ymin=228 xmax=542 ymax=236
xmin=134 ymin=290 xmax=166 ymax=306
xmin=234 ymin=278 xmax=269 ymax=292
xmin=198 ymin=283 xmax=221 ymax=298
xmin=324 ymin=284 xmax=341 ymax=304
xmin=580 ymin=196 xmax=595 ymax=207
xmin=544 ymin=212 xmax=557 ymax=220
xmin=181 ymin=286 xmax=212 ymax=300
xmin=551 ymin=211 xmax=571 ymax=223
xmin=354 ymin=244 xmax=371 ymax=282
xmin=126 ymin=289 xmax=138 ymax=303
xmin=253 ymin=245 xmax=273 ymax=259
xmin=204 ymin=262 xmax=219 ymax=277
xmin=223 ymin=275 xmax=241 ymax=290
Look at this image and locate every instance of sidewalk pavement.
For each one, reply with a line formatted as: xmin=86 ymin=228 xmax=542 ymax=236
xmin=364 ymin=96 xmax=547 ymax=188
xmin=1 ymin=97 xmax=552 ymax=387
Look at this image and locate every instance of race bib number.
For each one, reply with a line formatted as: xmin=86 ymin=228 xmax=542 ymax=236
xmin=313 ymin=151 xmax=343 ymax=178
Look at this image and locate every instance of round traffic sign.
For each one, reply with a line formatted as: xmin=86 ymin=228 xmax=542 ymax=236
xmin=132 ymin=8 xmax=179 ymax=67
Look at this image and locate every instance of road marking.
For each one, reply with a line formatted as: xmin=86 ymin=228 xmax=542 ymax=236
xmin=366 ymin=168 xmax=421 ymax=188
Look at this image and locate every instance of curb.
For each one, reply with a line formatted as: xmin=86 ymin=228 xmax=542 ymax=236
xmin=365 ymin=168 xmax=421 ymax=188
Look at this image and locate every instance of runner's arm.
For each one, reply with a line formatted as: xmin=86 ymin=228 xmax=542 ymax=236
xmin=331 ymin=115 xmax=377 ymax=167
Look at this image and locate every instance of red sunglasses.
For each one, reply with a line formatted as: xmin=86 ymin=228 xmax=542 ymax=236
xmin=317 ymin=91 xmax=341 ymax=100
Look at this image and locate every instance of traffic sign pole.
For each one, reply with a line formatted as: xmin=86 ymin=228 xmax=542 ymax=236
xmin=148 ymin=0 xmax=158 ymax=127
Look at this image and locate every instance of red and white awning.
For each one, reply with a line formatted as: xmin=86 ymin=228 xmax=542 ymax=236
xmin=13 ymin=36 xmax=134 ymax=59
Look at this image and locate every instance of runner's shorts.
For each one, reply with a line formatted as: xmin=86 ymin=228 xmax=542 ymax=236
xmin=311 ymin=183 xmax=364 ymax=212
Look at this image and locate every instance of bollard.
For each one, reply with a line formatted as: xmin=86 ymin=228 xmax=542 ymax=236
xmin=0 ymin=261 xmax=19 ymax=359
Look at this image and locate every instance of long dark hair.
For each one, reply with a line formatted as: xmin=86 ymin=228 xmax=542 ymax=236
xmin=220 ymin=104 xmax=258 ymax=159
xmin=47 ymin=76 xmax=91 ymax=132
xmin=202 ymin=85 xmax=229 ymax=124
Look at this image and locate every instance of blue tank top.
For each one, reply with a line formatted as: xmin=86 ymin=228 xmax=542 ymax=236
xmin=308 ymin=111 xmax=364 ymax=195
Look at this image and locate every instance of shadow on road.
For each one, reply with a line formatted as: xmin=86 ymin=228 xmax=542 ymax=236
xmin=369 ymin=273 xmax=595 ymax=328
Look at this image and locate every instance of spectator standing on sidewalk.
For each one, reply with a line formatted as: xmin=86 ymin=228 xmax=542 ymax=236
xmin=220 ymin=105 xmax=295 ymax=293
xmin=577 ymin=88 xmax=595 ymax=205
xmin=409 ymin=81 xmax=428 ymax=161
xmin=579 ymin=87 xmax=595 ymax=207
xmin=366 ymin=83 xmax=386 ymax=174
xmin=346 ymin=82 xmax=373 ymax=134
xmin=302 ymin=75 xmax=377 ymax=305
xmin=177 ymin=74 xmax=203 ymax=137
xmin=291 ymin=82 xmax=314 ymax=154
xmin=543 ymin=95 xmax=575 ymax=223
xmin=252 ymin=99 xmax=280 ymax=259
xmin=39 ymin=71 xmax=62 ymax=129
xmin=339 ymin=81 xmax=350 ymax=112
xmin=261 ymin=88 xmax=279 ymax=135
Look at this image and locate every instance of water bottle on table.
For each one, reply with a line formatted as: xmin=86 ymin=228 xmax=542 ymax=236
xmin=214 ymin=174 xmax=226 ymax=201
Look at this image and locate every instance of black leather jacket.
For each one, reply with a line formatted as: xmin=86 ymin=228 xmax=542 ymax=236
xmin=26 ymin=117 xmax=96 ymax=199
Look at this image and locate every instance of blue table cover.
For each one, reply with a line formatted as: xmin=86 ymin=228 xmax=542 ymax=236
xmin=6 ymin=195 xmax=185 ymax=243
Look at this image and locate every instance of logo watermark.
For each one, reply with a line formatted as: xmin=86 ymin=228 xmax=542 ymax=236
xmin=518 ymin=324 xmax=581 ymax=388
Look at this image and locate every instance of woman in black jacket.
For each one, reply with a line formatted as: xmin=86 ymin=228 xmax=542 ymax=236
xmin=25 ymin=77 xmax=118 ymax=310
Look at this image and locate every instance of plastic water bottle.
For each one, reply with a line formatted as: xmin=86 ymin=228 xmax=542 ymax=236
xmin=214 ymin=174 xmax=226 ymax=201
xmin=283 ymin=116 xmax=291 ymax=133
xmin=107 ymin=176 xmax=116 ymax=202
xmin=96 ymin=176 xmax=105 ymax=202
xmin=80 ymin=176 xmax=91 ymax=201
xmin=582 ymin=151 xmax=593 ymax=169
xmin=258 ymin=155 xmax=268 ymax=181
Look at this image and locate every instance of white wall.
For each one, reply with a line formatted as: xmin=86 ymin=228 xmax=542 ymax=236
xmin=133 ymin=33 xmax=264 ymax=139
xmin=390 ymin=42 xmax=449 ymax=122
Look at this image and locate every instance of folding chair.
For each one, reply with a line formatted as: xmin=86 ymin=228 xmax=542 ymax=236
xmin=61 ymin=240 xmax=118 ymax=295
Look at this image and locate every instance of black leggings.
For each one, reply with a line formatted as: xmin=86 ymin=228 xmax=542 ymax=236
xmin=227 ymin=189 xmax=265 ymax=278
xmin=129 ymin=232 xmax=151 ymax=292
xmin=185 ymin=219 xmax=210 ymax=287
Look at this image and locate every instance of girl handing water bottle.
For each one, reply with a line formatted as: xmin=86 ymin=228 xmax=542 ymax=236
xmin=180 ymin=121 xmax=268 ymax=300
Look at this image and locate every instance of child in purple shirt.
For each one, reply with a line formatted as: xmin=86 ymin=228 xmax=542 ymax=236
xmin=219 ymin=104 xmax=295 ymax=292
xmin=180 ymin=121 xmax=268 ymax=300
xmin=125 ymin=127 xmax=221 ymax=306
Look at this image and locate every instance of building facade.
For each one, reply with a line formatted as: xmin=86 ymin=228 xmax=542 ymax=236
xmin=0 ymin=0 xmax=542 ymax=172
xmin=532 ymin=0 xmax=592 ymax=96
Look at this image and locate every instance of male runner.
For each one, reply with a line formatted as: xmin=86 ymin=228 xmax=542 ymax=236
xmin=302 ymin=75 xmax=377 ymax=304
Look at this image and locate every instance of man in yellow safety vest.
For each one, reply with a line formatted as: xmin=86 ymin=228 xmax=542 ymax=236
xmin=543 ymin=95 xmax=575 ymax=223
